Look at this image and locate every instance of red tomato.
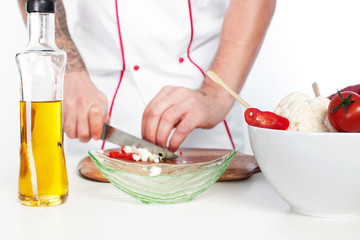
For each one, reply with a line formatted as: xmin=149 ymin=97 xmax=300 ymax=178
xmin=328 ymin=91 xmax=360 ymax=132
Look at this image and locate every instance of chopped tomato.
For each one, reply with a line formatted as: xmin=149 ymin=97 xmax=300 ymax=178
xmin=244 ymin=108 xmax=289 ymax=130
xmin=109 ymin=149 xmax=135 ymax=160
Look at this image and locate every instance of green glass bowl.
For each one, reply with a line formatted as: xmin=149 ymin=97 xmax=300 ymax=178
xmin=88 ymin=149 xmax=236 ymax=204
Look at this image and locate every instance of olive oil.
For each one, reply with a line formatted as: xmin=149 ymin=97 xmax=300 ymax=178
xmin=19 ymin=101 xmax=68 ymax=207
xmin=16 ymin=1 xmax=68 ymax=206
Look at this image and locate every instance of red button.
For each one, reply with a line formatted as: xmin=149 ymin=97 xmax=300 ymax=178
xmin=134 ymin=65 xmax=140 ymax=71
xmin=179 ymin=57 xmax=184 ymax=63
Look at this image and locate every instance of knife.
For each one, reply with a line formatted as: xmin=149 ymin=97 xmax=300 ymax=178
xmin=100 ymin=123 xmax=178 ymax=159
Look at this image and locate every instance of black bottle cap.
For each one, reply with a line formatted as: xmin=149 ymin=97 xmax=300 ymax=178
xmin=27 ymin=0 xmax=56 ymax=13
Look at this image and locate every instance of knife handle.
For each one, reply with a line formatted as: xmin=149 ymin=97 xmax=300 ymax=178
xmin=100 ymin=123 xmax=108 ymax=140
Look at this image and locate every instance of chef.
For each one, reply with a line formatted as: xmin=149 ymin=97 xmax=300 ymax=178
xmin=18 ymin=0 xmax=276 ymax=154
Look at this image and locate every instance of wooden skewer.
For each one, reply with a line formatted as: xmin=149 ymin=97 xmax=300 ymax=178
xmin=312 ymin=82 xmax=321 ymax=97
xmin=206 ymin=70 xmax=252 ymax=109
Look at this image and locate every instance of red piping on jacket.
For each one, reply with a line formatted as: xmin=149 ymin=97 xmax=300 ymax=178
xmin=186 ymin=0 xmax=236 ymax=149
xmin=102 ymin=0 xmax=127 ymax=150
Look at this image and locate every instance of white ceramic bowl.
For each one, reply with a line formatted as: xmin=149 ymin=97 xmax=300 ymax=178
xmin=248 ymin=125 xmax=360 ymax=218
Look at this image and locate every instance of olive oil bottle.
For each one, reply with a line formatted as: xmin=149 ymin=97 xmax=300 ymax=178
xmin=16 ymin=0 xmax=68 ymax=206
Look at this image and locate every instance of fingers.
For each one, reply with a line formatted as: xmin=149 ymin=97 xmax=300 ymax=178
xmin=77 ymin=98 xmax=91 ymax=143
xmin=165 ymin=98 xmax=202 ymax=151
xmin=142 ymin=87 xmax=205 ymax=151
xmin=64 ymin=99 xmax=108 ymax=142
xmin=155 ymin=101 xmax=189 ymax=148
xmin=142 ymin=86 xmax=176 ymax=143
xmin=168 ymin=116 xmax=195 ymax=152
xmin=62 ymin=71 xmax=109 ymax=142
xmin=89 ymin=103 xmax=108 ymax=140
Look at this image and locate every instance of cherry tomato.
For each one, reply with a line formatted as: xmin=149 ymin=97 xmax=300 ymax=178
xmin=328 ymin=91 xmax=360 ymax=132
xmin=244 ymin=108 xmax=289 ymax=130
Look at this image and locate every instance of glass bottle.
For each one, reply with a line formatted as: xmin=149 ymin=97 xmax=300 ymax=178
xmin=16 ymin=0 xmax=68 ymax=207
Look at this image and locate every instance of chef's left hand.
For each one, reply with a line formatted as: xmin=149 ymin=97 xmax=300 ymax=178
xmin=141 ymin=85 xmax=232 ymax=152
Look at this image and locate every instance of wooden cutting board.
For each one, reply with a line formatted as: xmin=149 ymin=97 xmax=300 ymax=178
xmin=78 ymin=148 xmax=261 ymax=182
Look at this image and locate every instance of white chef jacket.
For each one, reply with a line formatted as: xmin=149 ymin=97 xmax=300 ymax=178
xmin=65 ymin=0 xmax=246 ymax=154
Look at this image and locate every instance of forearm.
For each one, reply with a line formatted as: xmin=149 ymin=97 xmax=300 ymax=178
xmin=202 ymin=0 xmax=276 ymax=108
xmin=55 ymin=0 xmax=86 ymax=72
xmin=17 ymin=0 xmax=86 ymax=73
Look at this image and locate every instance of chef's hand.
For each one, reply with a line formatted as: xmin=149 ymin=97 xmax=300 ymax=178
xmin=141 ymin=85 xmax=232 ymax=152
xmin=63 ymin=71 xmax=109 ymax=142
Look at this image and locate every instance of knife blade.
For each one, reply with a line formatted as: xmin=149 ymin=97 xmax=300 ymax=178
xmin=100 ymin=123 xmax=178 ymax=159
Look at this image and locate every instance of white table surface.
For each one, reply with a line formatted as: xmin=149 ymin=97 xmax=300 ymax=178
xmin=1 ymin=149 xmax=360 ymax=240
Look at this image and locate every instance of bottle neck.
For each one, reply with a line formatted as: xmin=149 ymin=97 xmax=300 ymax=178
xmin=27 ymin=13 xmax=56 ymax=49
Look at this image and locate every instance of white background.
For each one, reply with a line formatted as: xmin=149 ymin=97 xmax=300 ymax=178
xmin=1 ymin=0 xmax=360 ymax=156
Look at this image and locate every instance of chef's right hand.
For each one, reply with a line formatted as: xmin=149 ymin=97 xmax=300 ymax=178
xmin=63 ymin=71 xmax=109 ymax=142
